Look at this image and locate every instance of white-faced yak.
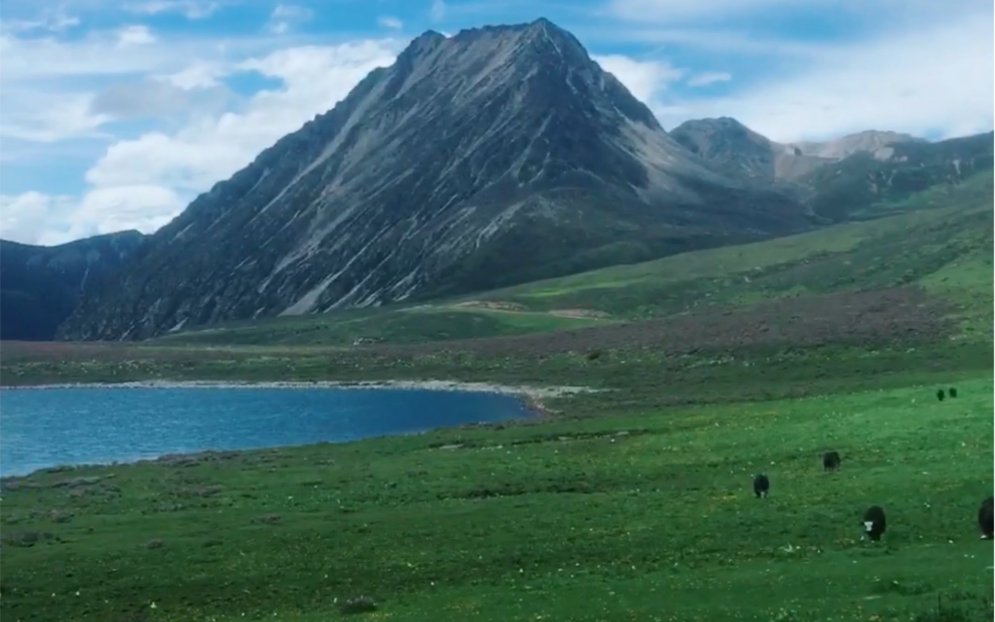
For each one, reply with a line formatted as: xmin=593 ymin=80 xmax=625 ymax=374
xmin=862 ymin=505 xmax=887 ymax=541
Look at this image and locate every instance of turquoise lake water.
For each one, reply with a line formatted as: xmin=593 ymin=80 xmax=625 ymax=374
xmin=0 ymin=386 xmax=529 ymax=476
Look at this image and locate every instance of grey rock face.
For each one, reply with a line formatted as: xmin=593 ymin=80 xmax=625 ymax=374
xmin=60 ymin=19 xmax=812 ymax=341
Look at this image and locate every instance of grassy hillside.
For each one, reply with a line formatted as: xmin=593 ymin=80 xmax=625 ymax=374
xmin=2 ymin=375 xmax=992 ymax=622
xmin=151 ymin=167 xmax=993 ymax=348
xmin=151 ymin=302 xmax=609 ymax=347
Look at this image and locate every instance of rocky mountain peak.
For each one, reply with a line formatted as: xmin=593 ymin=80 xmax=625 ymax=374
xmin=788 ymin=130 xmax=927 ymax=160
xmin=58 ymin=20 xmax=810 ymax=341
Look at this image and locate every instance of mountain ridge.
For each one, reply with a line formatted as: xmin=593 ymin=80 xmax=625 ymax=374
xmin=58 ymin=18 xmax=813 ymax=341
xmin=668 ymin=116 xmax=931 ymax=183
xmin=0 ymin=230 xmax=146 ymax=341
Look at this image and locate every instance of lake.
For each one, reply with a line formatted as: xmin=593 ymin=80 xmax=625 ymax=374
xmin=0 ymin=385 xmax=531 ymax=477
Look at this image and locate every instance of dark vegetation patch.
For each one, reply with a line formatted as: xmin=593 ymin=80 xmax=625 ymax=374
xmin=362 ymin=287 xmax=954 ymax=358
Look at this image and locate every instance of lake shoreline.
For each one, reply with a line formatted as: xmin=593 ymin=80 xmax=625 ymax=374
xmin=0 ymin=379 xmax=601 ymax=478
xmin=0 ymin=378 xmax=598 ymax=400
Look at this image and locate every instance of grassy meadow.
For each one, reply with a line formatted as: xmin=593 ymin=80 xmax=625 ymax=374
xmin=1 ymin=376 xmax=992 ymax=622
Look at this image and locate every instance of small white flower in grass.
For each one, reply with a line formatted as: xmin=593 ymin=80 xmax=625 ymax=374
xmin=151 ymin=602 xmax=157 ymax=609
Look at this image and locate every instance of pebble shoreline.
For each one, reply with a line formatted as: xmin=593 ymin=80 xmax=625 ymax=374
xmin=0 ymin=378 xmax=599 ymax=400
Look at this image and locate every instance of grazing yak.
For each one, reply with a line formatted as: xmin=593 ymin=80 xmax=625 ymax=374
xmin=753 ymin=473 xmax=770 ymax=499
xmin=936 ymin=388 xmax=945 ymax=401
xmin=862 ymin=505 xmax=887 ymax=541
xmin=822 ymin=450 xmax=841 ymax=471
xmin=979 ymin=497 xmax=993 ymax=539
xmin=948 ymin=387 xmax=958 ymax=399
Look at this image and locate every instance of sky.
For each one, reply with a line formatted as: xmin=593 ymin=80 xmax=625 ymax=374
xmin=0 ymin=0 xmax=992 ymax=246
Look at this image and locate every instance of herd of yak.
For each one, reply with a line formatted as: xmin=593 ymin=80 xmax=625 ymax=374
xmin=750 ymin=386 xmax=995 ymax=542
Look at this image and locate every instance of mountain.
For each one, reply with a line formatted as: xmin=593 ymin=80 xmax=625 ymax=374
xmin=797 ymin=130 xmax=994 ymax=221
xmin=667 ymin=117 xmax=822 ymax=183
xmin=669 ymin=117 xmax=993 ymax=220
xmin=58 ymin=18 xmax=813 ymax=342
xmin=0 ymin=230 xmax=146 ymax=341
xmin=789 ymin=130 xmax=926 ymax=160
xmin=669 ymin=117 xmax=926 ymax=183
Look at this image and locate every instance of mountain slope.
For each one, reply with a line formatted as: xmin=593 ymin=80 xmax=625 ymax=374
xmin=668 ymin=117 xmax=825 ymax=183
xmin=789 ymin=129 xmax=926 ymax=160
xmin=60 ymin=19 xmax=811 ymax=341
xmin=669 ymin=117 xmax=992 ymax=221
xmin=151 ymin=166 xmax=993 ymax=348
xmin=669 ymin=118 xmax=933 ymax=184
xmin=797 ymin=131 xmax=994 ymax=220
xmin=0 ymin=231 xmax=146 ymax=341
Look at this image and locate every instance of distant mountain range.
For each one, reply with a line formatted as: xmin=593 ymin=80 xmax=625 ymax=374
xmin=0 ymin=231 xmax=145 ymax=340
xmin=668 ymin=118 xmax=930 ymax=183
xmin=2 ymin=18 xmax=990 ymax=342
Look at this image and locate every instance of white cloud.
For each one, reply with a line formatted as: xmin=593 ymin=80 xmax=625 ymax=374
xmin=166 ymin=61 xmax=227 ymax=89
xmin=268 ymin=4 xmax=313 ymax=34
xmin=91 ymin=78 xmax=232 ymax=119
xmin=0 ymin=29 xmax=212 ymax=81
xmin=606 ymin=0 xmax=804 ymax=23
xmin=606 ymin=8 xmax=993 ymax=141
xmin=3 ymin=10 xmax=80 ymax=34
xmin=1 ymin=38 xmax=402 ymax=246
xmin=117 ymin=25 xmax=156 ymax=47
xmin=0 ymin=187 xmax=183 ymax=245
xmin=0 ymin=30 xmax=196 ymax=148
xmin=608 ymin=0 xmax=995 ymax=141
xmin=0 ymin=27 xmax=275 ymax=147
xmin=583 ymin=26 xmax=830 ymax=57
xmin=687 ymin=71 xmax=730 ymax=87
xmin=592 ymin=54 xmax=684 ymax=106
xmin=603 ymin=0 xmax=982 ymax=26
xmin=430 ymin=0 xmax=447 ymax=22
xmin=0 ymin=90 xmax=111 ymax=142
xmin=0 ymin=192 xmax=80 ymax=246
xmin=377 ymin=16 xmax=404 ymax=30
xmin=125 ymin=0 xmax=221 ymax=19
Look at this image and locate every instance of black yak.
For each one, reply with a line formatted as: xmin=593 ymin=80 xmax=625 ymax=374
xmin=979 ymin=496 xmax=993 ymax=539
xmin=753 ymin=473 xmax=770 ymax=498
xmin=948 ymin=387 xmax=958 ymax=398
xmin=822 ymin=450 xmax=841 ymax=471
xmin=862 ymin=505 xmax=887 ymax=541
xmin=936 ymin=388 xmax=945 ymax=401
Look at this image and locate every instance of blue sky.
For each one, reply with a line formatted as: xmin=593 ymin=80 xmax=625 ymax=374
xmin=0 ymin=0 xmax=992 ymax=245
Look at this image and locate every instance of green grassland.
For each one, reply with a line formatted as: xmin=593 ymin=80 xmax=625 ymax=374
xmin=486 ymin=169 xmax=993 ymax=322
xmin=148 ymin=168 xmax=993 ymax=348
xmin=152 ymin=303 xmax=608 ymax=347
xmin=2 ymin=376 xmax=992 ymax=622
